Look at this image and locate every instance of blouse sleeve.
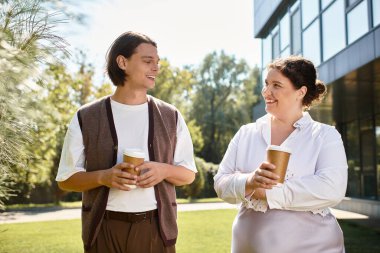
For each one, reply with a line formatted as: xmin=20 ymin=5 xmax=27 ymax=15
xmin=214 ymin=126 xmax=251 ymax=204
xmin=266 ymin=127 xmax=348 ymax=211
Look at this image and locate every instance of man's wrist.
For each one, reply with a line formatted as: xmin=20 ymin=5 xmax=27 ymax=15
xmin=97 ymin=170 xmax=105 ymax=186
xmin=162 ymin=163 xmax=171 ymax=179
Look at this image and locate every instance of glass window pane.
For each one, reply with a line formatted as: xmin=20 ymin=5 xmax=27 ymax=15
xmin=345 ymin=120 xmax=361 ymax=198
xmin=280 ymin=13 xmax=290 ymax=51
xmin=360 ymin=118 xmax=376 ymax=199
xmin=347 ymin=0 xmax=369 ymax=44
xmin=376 ymin=60 xmax=380 ymax=114
xmin=376 ymin=115 xmax=380 ymax=200
xmin=281 ymin=47 xmax=291 ymax=57
xmin=373 ymin=0 xmax=380 ymax=27
xmin=347 ymin=0 xmax=358 ymax=7
xmin=290 ymin=0 xmax=300 ymax=12
xmin=302 ymin=19 xmax=321 ymax=65
xmin=272 ymin=32 xmax=280 ymax=59
xmin=302 ymin=0 xmax=319 ymax=28
xmin=322 ymin=0 xmax=345 ymax=61
xmin=309 ymin=83 xmax=333 ymax=125
xmin=291 ymin=8 xmax=302 ymax=54
xmin=322 ymin=0 xmax=334 ymax=9
xmin=262 ymin=35 xmax=272 ymax=67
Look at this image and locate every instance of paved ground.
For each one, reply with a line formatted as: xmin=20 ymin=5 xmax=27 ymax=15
xmin=0 ymin=202 xmax=370 ymax=224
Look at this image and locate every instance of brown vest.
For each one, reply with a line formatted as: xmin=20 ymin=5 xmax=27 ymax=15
xmin=77 ymin=95 xmax=178 ymax=251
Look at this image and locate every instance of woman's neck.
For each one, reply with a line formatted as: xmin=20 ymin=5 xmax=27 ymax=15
xmin=270 ymin=112 xmax=303 ymax=145
xmin=270 ymin=111 xmax=304 ymax=128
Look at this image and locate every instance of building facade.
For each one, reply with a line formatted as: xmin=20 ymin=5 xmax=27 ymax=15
xmin=254 ymin=0 xmax=380 ymax=217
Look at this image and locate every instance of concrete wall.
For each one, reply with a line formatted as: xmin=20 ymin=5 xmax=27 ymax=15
xmin=254 ymin=0 xmax=283 ymax=37
xmin=335 ymin=197 xmax=380 ymax=218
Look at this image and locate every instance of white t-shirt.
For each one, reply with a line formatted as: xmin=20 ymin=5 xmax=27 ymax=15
xmin=56 ymin=98 xmax=196 ymax=212
xmin=214 ymin=112 xmax=348 ymax=216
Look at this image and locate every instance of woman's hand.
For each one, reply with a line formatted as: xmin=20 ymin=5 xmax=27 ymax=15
xmin=251 ymin=188 xmax=267 ymax=200
xmin=245 ymin=162 xmax=280 ymax=199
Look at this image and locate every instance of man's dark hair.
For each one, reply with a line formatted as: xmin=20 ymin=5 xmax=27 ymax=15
xmin=106 ymin=31 xmax=157 ymax=86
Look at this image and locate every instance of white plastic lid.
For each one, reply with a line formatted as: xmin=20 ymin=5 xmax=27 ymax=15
xmin=123 ymin=149 xmax=145 ymax=158
xmin=267 ymin=145 xmax=292 ymax=154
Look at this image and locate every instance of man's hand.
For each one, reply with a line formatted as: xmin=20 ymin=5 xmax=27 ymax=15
xmin=99 ymin=162 xmax=138 ymax=191
xmin=135 ymin=162 xmax=168 ymax=188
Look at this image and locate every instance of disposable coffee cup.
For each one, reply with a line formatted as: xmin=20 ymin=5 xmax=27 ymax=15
xmin=123 ymin=149 xmax=145 ymax=189
xmin=266 ymin=145 xmax=291 ymax=183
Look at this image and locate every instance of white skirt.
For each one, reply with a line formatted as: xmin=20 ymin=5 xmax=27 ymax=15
xmin=232 ymin=207 xmax=345 ymax=253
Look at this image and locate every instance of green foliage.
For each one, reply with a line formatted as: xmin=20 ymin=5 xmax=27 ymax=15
xmin=94 ymin=82 xmax=113 ymax=99
xmin=201 ymin=160 xmax=219 ymax=198
xmin=23 ymin=57 xmax=110 ymax=204
xmin=0 ymin=0 xmax=68 ymax=209
xmin=179 ymin=157 xmax=218 ymax=200
xmin=186 ymin=119 xmax=204 ymax=154
xmin=191 ymin=51 xmax=260 ymax=163
xmin=0 ymin=3 xmax=258 ymax=206
xmin=148 ymin=59 xmax=204 ymax=153
xmin=149 ymin=59 xmax=194 ymax=112
xmin=5 ymin=49 xmax=110 ymax=204
xmin=181 ymin=157 xmax=205 ymax=200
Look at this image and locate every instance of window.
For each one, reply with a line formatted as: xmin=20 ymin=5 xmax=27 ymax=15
xmin=290 ymin=0 xmax=300 ymax=12
xmin=376 ymin=115 xmax=380 ymax=200
xmin=280 ymin=13 xmax=290 ymax=51
xmin=345 ymin=120 xmax=361 ymax=198
xmin=262 ymin=35 xmax=272 ymax=67
xmin=291 ymin=7 xmax=302 ymax=54
xmin=322 ymin=0 xmax=345 ymax=61
xmin=373 ymin=0 xmax=380 ymax=27
xmin=347 ymin=0 xmax=359 ymax=7
xmin=272 ymin=32 xmax=280 ymax=59
xmin=347 ymin=0 xmax=369 ymax=44
xmin=302 ymin=19 xmax=321 ymax=65
xmin=302 ymin=0 xmax=319 ymax=28
xmin=321 ymin=0 xmax=334 ymax=10
xmin=281 ymin=47 xmax=291 ymax=57
xmin=360 ymin=118 xmax=376 ymax=199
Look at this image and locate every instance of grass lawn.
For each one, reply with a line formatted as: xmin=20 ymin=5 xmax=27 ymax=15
xmin=4 ymin=198 xmax=223 ymax=211
xmin=0 ymin=209 xmax=379 ymax=253
xmin=338 ymin=220 xmax=380 ymax=253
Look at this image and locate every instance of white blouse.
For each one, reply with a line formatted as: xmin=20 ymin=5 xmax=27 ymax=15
xmin=214 ymin=112 xmax=348 ymax=216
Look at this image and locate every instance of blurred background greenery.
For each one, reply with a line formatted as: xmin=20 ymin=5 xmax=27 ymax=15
xmin=0 ymin=0 xmax=261 ymax=208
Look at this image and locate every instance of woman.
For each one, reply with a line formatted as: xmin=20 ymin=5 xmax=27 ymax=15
xmin=214 ymin=56 xmax=347 ymax=253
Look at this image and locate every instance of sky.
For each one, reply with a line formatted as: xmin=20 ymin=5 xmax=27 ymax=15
xmin=62 ymin=0 xmax=261 ymax=85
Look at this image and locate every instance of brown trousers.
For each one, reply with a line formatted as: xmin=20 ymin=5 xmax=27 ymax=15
xmin=85 ymin=214 xmax=175 ymax=253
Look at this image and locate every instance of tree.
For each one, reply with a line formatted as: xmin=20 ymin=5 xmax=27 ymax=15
xmin=148 ymin=59 xmax=204 ymax=153
xmin=181 ymin=157 xmax=205 ymax=201
xmin=31 ymin=55 xmax=106 ymax=204
xmin=0 ymin=0 xmax=68 ymax=208
xmin=148 ymin=59 xmax=193 ymax=112
xmin=191 ymin=51 xmax=259 ymax=163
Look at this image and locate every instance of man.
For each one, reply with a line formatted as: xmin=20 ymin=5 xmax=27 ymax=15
xmin=56 ymin=31 xmax=196 ymax=253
